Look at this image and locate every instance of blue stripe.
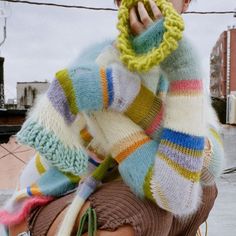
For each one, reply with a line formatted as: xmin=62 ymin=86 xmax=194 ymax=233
xmin=161 ymin=128 xmax=204 ymax=150
xmin=27 ymin=186 xmax=33 ymax=196
xmin=88 ymin=157 xmax=100 ymax=167
xmin=106 ymin=68 xmax=114 ymax=106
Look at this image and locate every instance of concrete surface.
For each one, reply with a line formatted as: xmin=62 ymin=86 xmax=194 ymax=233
xmin=0 ymin=127 xmax=235 ymax=235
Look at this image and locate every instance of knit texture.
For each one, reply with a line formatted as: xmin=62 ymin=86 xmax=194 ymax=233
xmin=2 ymin=18 xmax=223 ymax=226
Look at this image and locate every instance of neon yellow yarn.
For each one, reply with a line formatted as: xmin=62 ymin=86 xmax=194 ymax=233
xmin=117 ymin=0 xmax=185 ymax=72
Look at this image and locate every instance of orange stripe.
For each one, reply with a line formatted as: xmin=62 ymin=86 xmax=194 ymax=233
xmin=100 ymin=68 xmax=109 ymax=109
xmin=30 ymin=184 xmax=42 ymax=195
xmin=115 ymin=137 xmax=150 ymax=163
xmin=80 ymin=127 xmax=93 ymax=143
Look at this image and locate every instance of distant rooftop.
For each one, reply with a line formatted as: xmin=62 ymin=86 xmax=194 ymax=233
xmin=17 ymin=81 xmax=49 ymax=84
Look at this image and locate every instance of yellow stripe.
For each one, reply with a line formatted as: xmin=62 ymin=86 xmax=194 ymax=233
xmin=169 ymin=91 xmax=202 ymax=96
xmin=100 ymin=68 xmax=109 ymax=109
xmin=159 ymin=153 xmax=201 ymax=182
xmin=151 ymin=178 xmax=170 ymax=211
xmin=143 ymin=167 xmax=155 ymax=202
xmin=56 ymin=69 xmax=79 ymax=115
xmin=125 ymin=85 xmax=155 ymax=124
xmin=161 ymin=140 xmax=203 ymax=158
xmin=35 ymin=153 xmax=46 ymax=175
xmin=209 ymin=128 xmax=223 ymax=145
xmin=139 ymin=96 xmax=163 ymax=130
xmin=63 ymin=172 xmax=81 ymax=183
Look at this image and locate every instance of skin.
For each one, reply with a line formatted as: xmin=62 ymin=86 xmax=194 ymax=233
xmin=9 ymin=1 xmax=191 ymax=235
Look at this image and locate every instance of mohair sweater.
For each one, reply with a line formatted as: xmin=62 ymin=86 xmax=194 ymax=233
xmin=13 ymin=19 xmax=224 ymax=218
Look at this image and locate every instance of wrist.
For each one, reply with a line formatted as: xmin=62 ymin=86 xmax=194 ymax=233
xmin=131 ymin=19 xmax=165 ymax=54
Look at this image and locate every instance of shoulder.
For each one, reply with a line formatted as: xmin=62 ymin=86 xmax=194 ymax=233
xmin=69 ymin=39 xmax=115 ymax=67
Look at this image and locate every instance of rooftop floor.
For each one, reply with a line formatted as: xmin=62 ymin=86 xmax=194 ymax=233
xmin=0 ymin=126 xmax=235 ymax=235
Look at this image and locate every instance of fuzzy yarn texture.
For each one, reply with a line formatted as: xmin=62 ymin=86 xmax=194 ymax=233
xmin=1 ymin=17 xmax=224 ymax=232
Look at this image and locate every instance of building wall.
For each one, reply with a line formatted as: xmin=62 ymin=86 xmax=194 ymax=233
xmin=17 ymin=82 xmax=50 ymax=109
xmin=230 ymin=30 xmax=236 ymax=93
xmin=210 ymin=28 xmax=236 ymax=98
xmin=210 ymin=31 xmax=227 ymax=97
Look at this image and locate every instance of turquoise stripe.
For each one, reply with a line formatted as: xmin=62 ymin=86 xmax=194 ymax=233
xmin=68 ymin=64 xmax=104 ymax=111
xmin=38 ymin=168 xmax=77 ymax=196
xmin=119 ymin=140 xmax=158 ymax=198
xmin=16 ymin=119 xmax=88 ymax=176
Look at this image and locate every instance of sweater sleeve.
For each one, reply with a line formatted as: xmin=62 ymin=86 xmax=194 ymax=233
xmin=147 ymin=37 xmax=206 ymax=215
xmin=95 ymin=34 xmax=207 ymax=215
xmin=16 ymin=60 xmax=141 ymax=175
xmin=47 ymin=62 xmax=141 ymax=124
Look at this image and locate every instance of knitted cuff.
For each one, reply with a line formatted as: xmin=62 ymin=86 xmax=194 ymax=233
xmin=16 ymin=94 xmax=88 ymax=176
xmin=124 ymin=85 xmax=164 ymax=141
xmin=108 ymin=63 xmax=141 ymax=112
xmin=59 ymin=63 xmax=141 ymax=113
xmin=131 ymin=19 xmax=165 ymax=54
xmin=151 ymin=128 xmax=205 ymax=215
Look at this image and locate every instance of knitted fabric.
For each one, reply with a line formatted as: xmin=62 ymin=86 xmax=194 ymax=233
xmin=116 ymin=0 xmax=184 ymax=72
xmin=1 ymin=19 xmax=224 ymax=228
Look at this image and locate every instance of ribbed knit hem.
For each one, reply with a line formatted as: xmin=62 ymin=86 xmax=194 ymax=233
xmin=16 ymin=120 xmax=88 ymax=176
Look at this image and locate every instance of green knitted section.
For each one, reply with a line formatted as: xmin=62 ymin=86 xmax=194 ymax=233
xmin=16 ymin=119 xmax=88 ymax=176
xmin=92 ymin=156 xmax=115 ymax=181
xmin=143 ymin=167 xmax=156 ymax=202
xmin=131 ymin=19 xmax=165 ymax=55
xmin=160 ymin=37 xmax=201 ymax=81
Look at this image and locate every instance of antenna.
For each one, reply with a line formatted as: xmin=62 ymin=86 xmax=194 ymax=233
xmin=0 ymin=1 xmax=10 ymax=109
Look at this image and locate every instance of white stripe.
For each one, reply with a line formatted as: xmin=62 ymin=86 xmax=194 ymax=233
xmin=151 ymin=157 xmax=202 ymax=216
xmin=164 ymin=95 xmax=207 ymax=136
xmin=94 ymin=111 xmax=143 ymax=150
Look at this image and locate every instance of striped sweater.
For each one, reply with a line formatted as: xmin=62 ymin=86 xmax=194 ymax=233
xmin=16 ymin=19 xmax=224 ymax=216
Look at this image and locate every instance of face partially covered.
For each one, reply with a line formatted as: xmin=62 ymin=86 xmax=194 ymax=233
xmin=115 ymin=0 xmax=191 ymax=13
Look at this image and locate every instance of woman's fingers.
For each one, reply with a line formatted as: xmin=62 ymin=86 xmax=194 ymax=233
xmin=129 ymin=7 xmax=145 ymax=35
xmin=148 ymin=0 xmax=162 ymax=20
xmin=129 ymin=1 xmax=161 ymax=36
xmin=137 ymin=2 xmax=153 ymax=28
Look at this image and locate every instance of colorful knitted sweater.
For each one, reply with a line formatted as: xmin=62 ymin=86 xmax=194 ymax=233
xmin=0 ymin=19 xmax=224 ymax=228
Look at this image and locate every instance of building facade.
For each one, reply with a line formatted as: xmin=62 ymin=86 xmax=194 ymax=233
xmin=17 ymin=81 xmax=50 ymax=109
xmin=210 ymin=27 xmax=236 ymax=124
xmin=210 ymin=27 xmax=236 ymax=98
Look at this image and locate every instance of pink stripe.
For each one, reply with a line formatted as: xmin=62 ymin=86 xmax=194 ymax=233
xmin=0 ymin=196 xmax=53 ymax=226
xmin=170 ymin=80 xmax=203 ymax=92
xmin=145 ymin=106 xmax=164 ymax=135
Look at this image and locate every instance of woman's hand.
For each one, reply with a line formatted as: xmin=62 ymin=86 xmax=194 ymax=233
xmin=129 ymin=0 xmax=162 ymax=36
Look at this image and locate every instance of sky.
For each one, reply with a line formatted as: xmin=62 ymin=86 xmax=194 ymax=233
xmin=0 ymin=0 xmax=236 ymax=100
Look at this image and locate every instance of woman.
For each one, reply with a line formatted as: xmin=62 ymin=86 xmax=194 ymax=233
xmin=8 ymin=0 xmax=222 ymax=235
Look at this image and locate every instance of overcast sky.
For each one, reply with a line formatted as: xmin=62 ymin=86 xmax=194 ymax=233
xmin=0 ymin=0 xmax=236 ymax=100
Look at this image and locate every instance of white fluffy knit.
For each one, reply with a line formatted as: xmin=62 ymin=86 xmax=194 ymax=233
xmin=164 ymin=95 xmax=207 ymax=136
xmin=28 ymin=94 xmax=85 ymax=149
xmin=151 ymin=157 xmax=203 ymax=216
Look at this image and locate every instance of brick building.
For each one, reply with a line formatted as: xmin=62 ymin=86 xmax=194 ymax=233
xmin=210 ymin=26 xmax=236 ymax=124
xmin=210 ymin=26 xmax=236 ymax=98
